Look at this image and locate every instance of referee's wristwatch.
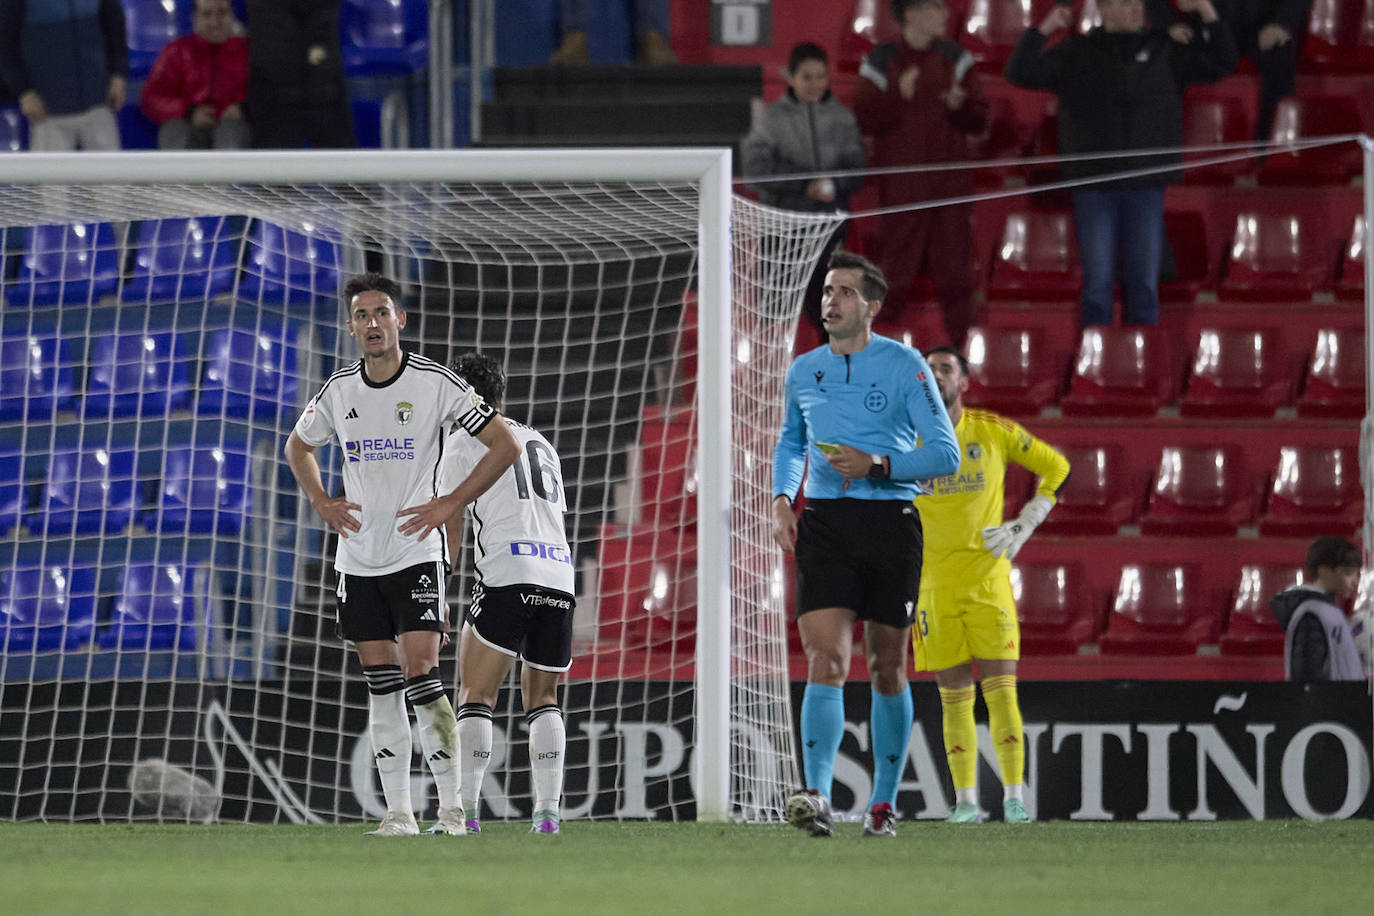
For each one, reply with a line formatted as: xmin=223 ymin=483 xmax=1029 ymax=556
xmin=867 ymin=454 xmax=890 ymax=480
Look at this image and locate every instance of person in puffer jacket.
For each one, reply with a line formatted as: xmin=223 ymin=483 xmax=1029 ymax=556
xmin=141 ymin=0 xmax=250 ymax=150
xmin=743 ymin=42 xmax=866 ymax=335
xmin=1270 ymin=536 xmax=1366 ymax=682
xmin=0 ymin=0 xmax=128 ymax=151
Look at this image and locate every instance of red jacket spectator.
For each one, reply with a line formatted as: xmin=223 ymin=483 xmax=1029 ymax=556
xmin=140 ymin=33 xmax=248 ymax=125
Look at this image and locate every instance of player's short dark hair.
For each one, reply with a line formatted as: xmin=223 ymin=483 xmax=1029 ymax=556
xmin=342 ymin=272 xmax=404 ymax=311
xmin=924 ymin=345 xmax=969 ymax=376
xmin=787 ymin=42 xmax=828 ymax=73
xmin=891 ymin=0 xmax=941 ymax=21
xmin=827 ymin=250 xmax=888 ymax=303
xmin=451 ymin=352 xmax=506 ymax=409
xmin=1306 ymin=537 xmax=1362 ymax=576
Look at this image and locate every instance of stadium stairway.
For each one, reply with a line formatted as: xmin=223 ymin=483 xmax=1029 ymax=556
xmin=476 ymin=65 xmax=761 ymax=150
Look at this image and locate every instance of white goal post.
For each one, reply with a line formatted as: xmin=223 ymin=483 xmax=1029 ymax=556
xmin=0 ymin=148 xmax=843 ymax=824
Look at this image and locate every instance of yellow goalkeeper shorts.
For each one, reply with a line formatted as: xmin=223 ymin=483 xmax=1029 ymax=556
xmin=913 ymin=575 xmax=1020 ymax=671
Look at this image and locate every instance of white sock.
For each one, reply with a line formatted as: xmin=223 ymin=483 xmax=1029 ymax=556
xmin=527 ymin=704 xmax=565 ymax=815
xmin=1004 ymin=783 xmax=1024 ymax=802
xmin=363 ymin=665 xmax=412 ymax=816
xmin=956 ymin=786 xmax=978 ymax=806
xmin=407 ymin=671 xmax=461 ymax=812
xmin=457 ymin=702 xmax=493 ymax=818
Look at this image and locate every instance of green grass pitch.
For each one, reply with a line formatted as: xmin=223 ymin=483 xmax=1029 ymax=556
xmin=2 ymin=820 xmax=1371 ymax=915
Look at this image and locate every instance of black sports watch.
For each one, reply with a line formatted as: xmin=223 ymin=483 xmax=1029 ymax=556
xmin=867 ymin=454 xmax=890 ymax=480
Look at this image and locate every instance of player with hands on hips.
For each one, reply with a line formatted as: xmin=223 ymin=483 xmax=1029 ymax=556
xmin=284 ymin=273 xmax=519 ymax=837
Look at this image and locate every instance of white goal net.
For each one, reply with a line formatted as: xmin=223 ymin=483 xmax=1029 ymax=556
xmin=0 ymin=150 xmax=842 ymax=824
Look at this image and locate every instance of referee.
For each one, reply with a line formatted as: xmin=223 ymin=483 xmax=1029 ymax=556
xmin=773 ymin=251 xmax=959 ymax=838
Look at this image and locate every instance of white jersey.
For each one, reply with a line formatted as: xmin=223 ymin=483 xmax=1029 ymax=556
xmin=439 ymin=418 xmax=574 ymax=593
xmin=294 ymin=351 xmax=495 ymax=577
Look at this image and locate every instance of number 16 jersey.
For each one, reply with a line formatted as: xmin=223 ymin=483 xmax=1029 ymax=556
xmin=439 ymin=418 xmax=574 ymax=593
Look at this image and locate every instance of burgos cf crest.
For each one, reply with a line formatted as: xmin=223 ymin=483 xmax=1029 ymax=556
xmin=395 ymin=401 xmax=413 ymax=425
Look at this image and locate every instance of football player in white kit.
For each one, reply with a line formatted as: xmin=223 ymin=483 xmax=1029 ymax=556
xmin=284 ymin=274 xmax=519 ymax=837
xmin=441 ymin=354 xmax=576 ymax=836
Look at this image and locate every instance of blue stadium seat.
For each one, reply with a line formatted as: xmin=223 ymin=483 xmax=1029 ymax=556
xmin=122 ymin=217 xmax=238 ymax=302
xmin=0 ymin=334 xmax=77 ymax=421
xmin=197 ymin=321 xmax=300 ymax=420
xmin=237 ymin=221 xmax=342 ymax=306
xmin=0 ymin=447 xmax=22 ymax=535
xmin=0 ymin=562 xmax=98 ymax=653
xmin=0 ymin=106 xmax=26 ymax=151
xmin=27 ymin=447 xmax=138 ymax=536
xmin=116 ymin=103 xmax=160 ymax=150
xmin=4 ymin=223 xmax=121 ymax=307
xmin=84 ymin=330 xmax=191 ymax=418
xmin=98 ymin=562 xmax=201 ymax=652
xmin=123 ymin=0 xmax=191 ymax=79
xmin=341 ymin=0 xmax=428 ymax=76
xmin=144 ymin=441 xmax=251 ymax=536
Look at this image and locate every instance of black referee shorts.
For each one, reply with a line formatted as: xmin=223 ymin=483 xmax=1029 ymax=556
xmin=794 ymin=499 xmax=922 ymax=628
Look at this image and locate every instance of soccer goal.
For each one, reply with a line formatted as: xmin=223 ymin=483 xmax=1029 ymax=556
xmin=0 ymin=149 xmax=845 ymax=824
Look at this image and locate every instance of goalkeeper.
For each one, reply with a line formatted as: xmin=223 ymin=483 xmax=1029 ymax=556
xmin=917 ymin=346 xmax=1070 ymax=824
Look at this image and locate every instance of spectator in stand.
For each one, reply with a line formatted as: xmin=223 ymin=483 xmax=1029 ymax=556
xmin=1211 ymin=0 xmax=1312 ymax=141
xmin=141 ymin=0 xmax=250 ymax=151
xmin=1271 ymin=537 xmax=1366 ymax=682
xmin=0 ymin=0 xmax=128 ymax=151
xmin=244 ymin=0 xmax=354 ymax=148
xmin=854 ymin=0 xmax=988 ymax=350
xmin=743 ymin=42 xmax=866 ymax=337
xmin=1004 ymin=0 xmax=1236 ymax=327
xmin=550 ymin=0 xmax=677 ymax=66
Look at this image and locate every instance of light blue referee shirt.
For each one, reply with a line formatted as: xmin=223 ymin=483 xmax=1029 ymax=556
xmin=772 ymin=334 xmax=960 ymax=501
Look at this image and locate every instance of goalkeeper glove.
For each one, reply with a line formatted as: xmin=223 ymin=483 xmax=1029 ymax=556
xmin=981 ymin=495 xmax=1053 ymax=560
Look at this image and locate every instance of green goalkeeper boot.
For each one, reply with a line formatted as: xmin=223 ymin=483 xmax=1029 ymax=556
xmin=946 ymin=801 xmax=983 ymax=824
xmin=1003 ymin=798 xmax=1032 ymax=824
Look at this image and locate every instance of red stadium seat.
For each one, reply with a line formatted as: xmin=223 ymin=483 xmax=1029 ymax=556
xmin=972 ymin=79 xmax=1046 ymax=187
xmin=963 ymin=325 xmax=1064 ymax=415
xmin=1012 ymin=562 xmax=1098 ymax=654
xmin=1258 ymin=445 xmax=1362 ymax=536
xmin=1178 ymin=327 xmax=1292 ymax=417
xmin=636 ymin=406 xmax=696 ymax=526
xmin=1160 ymin=210 xmax=1212 ymax=302
xmin=1035 ymin=444 xmax=1138 ymax=535
xmin=1298 ymin=327 xmax=1364 ymax=418
xmin=595 ymin=524 xmax=697 ymax=652
xmin=1099 ymin=564 xmax=1221 ymax=655
xmin=1139 ymin=445 xmax=1254 ymax=536
xmin=1304 ymin=0 xmax=1374 ymax=72
xmin=961 ymin=0 xmax=1041 ymax=68
xmin=1219 ymin=212 xmax=1333 ymax=301
xmin=1219 ymin=565 xmax=1303 ymax=656
xmin=1061 ymin=326 xmax=1175 ymax=416
xmin=987 ymin=210 xmax=1081 ymax=300
xmin=1337 ymin=215 xmax=1364 ymax=300
xmin=1180 ymin=95 xmax=1251 ymax=183
xmin=1257 ymin=96 xmax=1364 ymax=185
